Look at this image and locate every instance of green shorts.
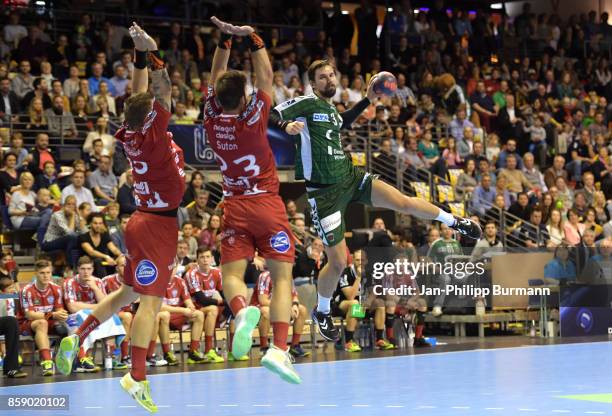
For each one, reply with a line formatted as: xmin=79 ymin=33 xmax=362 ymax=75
xmin=307 ymin=167 xmax=377 ymax=247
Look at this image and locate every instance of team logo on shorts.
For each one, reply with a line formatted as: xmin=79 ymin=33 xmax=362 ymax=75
xmin=135 ymin=260 xmax=158 ymax=286
xmin=270 ymin=231 xmax=290 ymax=253
xmin=172 ymin=289 xmax=178 ymax=298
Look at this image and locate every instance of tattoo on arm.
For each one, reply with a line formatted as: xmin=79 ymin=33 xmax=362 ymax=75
xmin=150 ymin=68 xmax=172 ymax=111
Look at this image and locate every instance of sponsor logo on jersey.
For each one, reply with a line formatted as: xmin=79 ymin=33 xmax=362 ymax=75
xmin=247 ymin=100 xmax=265 ymax=126
xmin=135 ymin=260 xmax=158 ymax=286
xmin=132 ymin=160 xmax=148 ymax=175
xmin=47 ymin=296 xmax=54 ymax=305
xmin=172 ymin=289 xmax=178 ymax=298
xmin=270 ymin=231 xmax=291 ymax=253
xmin=209 ymin=280 xmax=215 ymax=289
xmin=313 ymin=113 xmax=330 ymax=122
xmin=320 ymin=211 xmax=342 ymax=233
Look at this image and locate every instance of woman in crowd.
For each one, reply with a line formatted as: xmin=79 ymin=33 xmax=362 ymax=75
xmin=0 ymin=153 xmax=20 ymax=205
xmin=182 ymin=170 xmax=206 ymax=206
xmin=8 ymin=172 xmax=47 ymax=231
xmin=546 ymin=208 xmax=566 ymax=247
xmin=83 ymin=117 xmax=115 ymax=155
xmin=199 ymin=214 xmax=221 ymax=251
xmin=41 ymin=195 xmax=84 ymax=268
xmin=455 ymin=158 xmax=478 ymax=201
xmin=563 ymin=208 xmax=586 ymax=246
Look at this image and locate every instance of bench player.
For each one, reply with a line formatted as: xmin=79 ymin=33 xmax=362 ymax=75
xmin=56 ymin=23 xmax=185 ymax=413
xmin=203 ymin=16 xmax=305 ymax=384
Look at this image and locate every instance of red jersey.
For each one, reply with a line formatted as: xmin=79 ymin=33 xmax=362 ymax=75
xmin=203 ymin=87 xmax=279 ymax=198
xmin=163 ymin=275 xmax=191 ymax=307
xmin=63 ymin=276 xmax=106 ymax=306
xmin=20 ymin=282 xmax=63 ymax=319
xmin=115 ymin=100 xmax=186 ymax=211
xmin=184 ymin=267 xmax=222 ymax=297
xmin=103 ymin=273 xmax=132 ymax=313
xmin=250 ymin=271 xmax=298 ymax=307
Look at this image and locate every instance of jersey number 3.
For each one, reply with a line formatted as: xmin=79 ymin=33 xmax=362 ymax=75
xmin=216 ymin=154 xmax=260 ymax=177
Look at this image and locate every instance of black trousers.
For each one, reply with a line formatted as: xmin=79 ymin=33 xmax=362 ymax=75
xmin=0 ymin=316 xmax=20 ymax=373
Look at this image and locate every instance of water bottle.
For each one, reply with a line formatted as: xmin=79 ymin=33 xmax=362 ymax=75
xmin=221 ymin=339 xmax=227 ymax=361
xmin=104 ymin=354 xmax=113 ymax=371
xmin=529 ymin=320 xmax=536 ymax=337
xmin=475 ymin=298 xmax=485 ymax=316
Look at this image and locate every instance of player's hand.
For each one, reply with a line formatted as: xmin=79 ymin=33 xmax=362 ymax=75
xmin=291 ymin=304 xmax=299 ymax=319
xmin=129 ymin=22 xmax=157 ymax=51
xmin=182 ymin=308 xmax=193 ymax=318
xmin=53 ymin=310 xmax=68 ymax=322
xmin=252 ymin=256 xmax=266 ymax=271
xmin=211 ymin=16 xmax=254 ymax=36
xmin=366 ymin=75 xmax=384 ymax=101
xmin=285 ymin=121 xmax=304 ymax=135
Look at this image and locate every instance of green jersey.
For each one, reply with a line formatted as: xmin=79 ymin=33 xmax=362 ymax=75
xmin=274 ymin=94 xmax=353 ymax=184
xmin=427 ymin=238 xmax=463 ymax=264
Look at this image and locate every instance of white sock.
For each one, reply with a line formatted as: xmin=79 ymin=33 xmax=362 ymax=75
xmin=317 ymin=295 xmax=331 ymax=314
xmin=435 ymin=209 xmax=456 ymax=227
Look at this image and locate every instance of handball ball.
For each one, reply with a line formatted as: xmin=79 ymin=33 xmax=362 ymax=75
xmin=372 ymin=71 xmax=397 ymax=96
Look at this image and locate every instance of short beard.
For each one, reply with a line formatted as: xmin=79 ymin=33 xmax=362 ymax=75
xmin=319 ymin=86 xmax=336 ymax=98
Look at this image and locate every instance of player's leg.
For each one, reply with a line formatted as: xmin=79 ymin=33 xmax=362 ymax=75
xmin=145 ymin=312 xmax=167 ymax=366
xmin=378 ymin=296 xmax=398 ymax=350
xmin=222 ymin=259 xmax=260 ymax=358
xmin=258 ymin=305 xmax=270 ymax=353
xmin=118 ymin=311 xmax=133 ymax=364
xmin=56 ymin=284 xmax=138 ymax=375
xmin=156 ymin=311 xmax=171 ymax=361
xmin=200 ymin=305 xmax=222 ymax=362
xmin=412 ymin=297 xmax=430 ymax=347
xmin=339 ymin=300 xmax=361 ymax=352
xmin=370 ymin=178 xmax=481 ymax=239
xmin=371 ymin=298 xmax=387 ymax=344
xmin=31 ymin=319 xmax=53 ymax=376
xmin=260 ymin=259 xmax=302 ymax=384
xmin=129 ymin=294 xmax=163 ymax=379
xmin=187 ymin=310 xmax=205 ymax=363
xmin=289 ymin=304 xmax=310 ymax=358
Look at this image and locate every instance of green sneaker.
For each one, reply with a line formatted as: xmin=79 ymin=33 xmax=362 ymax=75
xmin=261 ymin=345 xmax=302 ymax=384
xmin=113 ymin=359 xmax=128 ymax=370
xmin=55 ymin=334 xmax=79 ymax=376
xmin=228 ymin=352 xmax=249 ymax=361
xmin=204 ymin=349 xmax=224 ymax=364
xmin=41 ymin=359 xmax=54 ymax=376
xmin=376 ymin=339 xmax=396 ymax=350
xmin=344 ymin=341 xmax=362 ymax=353
xmin=120 ymin=372 xmax=158 ymax=414
xmin=232 ymin=306 xmax=261 ymax=358
xmin=75 ymin=356 xmax=101 ymax=373
xmin=187 ymin=350 xmax=206 ymax=364
xmin=163 ymin=351 xmax=179 ymax=366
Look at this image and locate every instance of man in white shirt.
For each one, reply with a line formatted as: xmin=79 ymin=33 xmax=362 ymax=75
xmin=60 ymin=169 xmax=98 ymax=211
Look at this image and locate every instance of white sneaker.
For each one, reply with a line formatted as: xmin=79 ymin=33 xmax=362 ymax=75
xmin=146 ymin=355 xmax=168 ymax=367
xmin=432 ymin=306 xmax=443 ymax=317
xmin=261 ymin=345 xmax=302 ymax=384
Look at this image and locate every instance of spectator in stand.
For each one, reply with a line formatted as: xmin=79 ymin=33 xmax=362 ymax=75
xmin=544 ymin=245 xmax=577 ymax=281
xmin=498 ymin=154 xmax=532 ymax=195
xmin=401 ymin=137 xmax=427 ymax=170
xmin=11 ymin=60 xmax=34 ymax=100
xmin=0 ymin=77 xmax=20 ymax=124
xmin=567 ymin=129 xmax=595 ymax=182
xmin=555 ymin=176 xmax=574 ymax=215
xmin=78 ymin=213 xmax=121 ymax=277
xmin=109 ymin=65 xmax=129 ymax=97
xmin=60 ymin=169 xmax=96 ymax=212
xmin=455 ymin=159 xmax=478 ymax=201
xmin=71 ymin=95 xmax=91 ymax=138
xmin=580 ymin=238 xmax=612 ymax=283
xmin=471 ymin=222 xmax=504 ymax=260
xmin=198 ymin=214 xmax=221 ymax=252
xmin=572 ymin=191 xmax=589 ymax=218
xmin=373 ymin=138 xmax=397 ymax=185
xmin=521 ymin=208 xmax=550 ymax=248
xmin=9 ymin=171 xmax=47 ymax=232
xmin=522 ymin=152 xmax=547 ymax=193
xmin=116 ymin=168 xmax=136 ymax=215
xmin=4 ymin=12 xmax=28 ymax=49
xmin=88 ymin=155 xmax=117 ymax=205
xmin=93 ymin=81 xmax=116 ymax=115
xmin=84 ymin=139 xmax=106 ymax=172
xmin=90 ymin=96 xmax=116 ymax=121
xmin=471 ymin=173 xmax=496 ymax=216
xmin=442 ymin=137 xmax=462 ymax=168
xmin=187 ymin=191 xmax=212 ymax=230
xmin=110 ymin=214 xmax=129 ymax=254
xmin=22 ymin=77 xmax=52 ymax=111
xmin=63 ymin=66 xmax=81 ymax=100
xmin=49 ymin=80 xmax=70 ymax=112
xmin=45 ymin=95 xmax=77 ymax=139
xmin=0 ymin=153 xmax=20 ymax=205
xmin=27 ymin=133 xmax=55 ymax=177
xmin=83 ymin=118 xmax=114 ymax=156
xmin=293 ymin=237 xmax=327 ymax=283
xmin=180 ymin=221 xmax=198 ymax=259
xmin=88 ymin=63 xmax=110 ymax=96
xmin=41 ymin=195 xmax=83 ymax=267
xmin=592 ymin=191 xmax=610 ymax=225
xmin=272 ymin=73 xmax=291 ymax=105
xmin=449 ymin=105 xmax=474 ymax=141
xmin=508 ymin=192 xmax=533 ymax=222
xmin=470 ymin=80 xmax=497 ymax=132
xmin=544 ymin=155 xmax=568 ymax=189
xmin=547 ymin=208 xmax=566 ymax=247
xmin=417 ymin=131 xmax=439 ymax=166
xmin=368 ymin=106 xmax=393 ymax=141
xmin=20 ymin=98 xmax=47 ymax=139
xmin=182 ymin=171 xmax=206 ymax=206
xmin=564 ymin=208 xmax=586 ymax=246
xmin=285 ymin=200 xmax=305 ymax=223
xmin=34 ymin=160 xmax=58 ymax=192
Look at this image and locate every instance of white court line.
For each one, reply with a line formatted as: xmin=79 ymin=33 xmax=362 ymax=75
xmin=287 ymin=404 xmax=305 ymax=407
xmin=118 ymin=405 xmax=136 ymax=408
xmin=319 ymin=404 xmax=338 ymax=407
xmin=220 ymin=404 xmax=238 ymax=407
xmin=7 ymin=340 xmax=611 ymax=388
xmin=352 ymin=404 xmax=370 ymax=407
xmin=552 ymin=411 xmax=571 ymax=413
xmin=386 ymin=405 xmax=405 ymax=408
xmin=585 ymin=412 xmax=605 ymax=414
xmin=253 ymin=404 xmax=272 ymax=407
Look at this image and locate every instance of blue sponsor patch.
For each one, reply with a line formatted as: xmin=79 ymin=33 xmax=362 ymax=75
xmin=313 ymin=113 xmax=330 ymax=122
xmin=135 ymin=260 xmax=158 ymax=286
xmin=270 ymin=231 xmax=291 ymax=253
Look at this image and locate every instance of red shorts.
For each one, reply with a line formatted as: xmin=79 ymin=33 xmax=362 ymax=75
xmin=169 ymin=313 xmax=186 ymax=330
xmin=19 ymin=319 xmax=58 ymax=336
xmin=123 ymin=211 xmax=179 ymax=297
xmin=221 ymin=195 xmax=295 ymax=264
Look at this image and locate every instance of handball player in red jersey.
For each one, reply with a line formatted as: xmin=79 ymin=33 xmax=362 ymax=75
xmin=55 ymin=23 xmax=184 ymax=413
xmin=203 ymin=16 xmax=304 ymax=384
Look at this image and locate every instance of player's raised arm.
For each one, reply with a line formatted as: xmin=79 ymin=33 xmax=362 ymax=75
xmin=210 ymin=16 xmax=240 ymax=85
xmin=130 ymin=23 xmax=171 ymax=111
xmin=129 ymin=22 xmax=149 ymax=94
xmin=248 ymin=32 xmax=273 ymax=99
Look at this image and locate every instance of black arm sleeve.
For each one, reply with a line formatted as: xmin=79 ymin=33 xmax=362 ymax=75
xmin=268 ymin=109 xmax=289 ymax=131
xmin=193 ymin=291 xmax=218 ymax=307
xmin=340 ymin=97 xmax=371 ymax=129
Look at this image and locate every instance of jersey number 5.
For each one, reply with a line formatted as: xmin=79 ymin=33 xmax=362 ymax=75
xmin=216 ymin=153 xmax=260 ymax=177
